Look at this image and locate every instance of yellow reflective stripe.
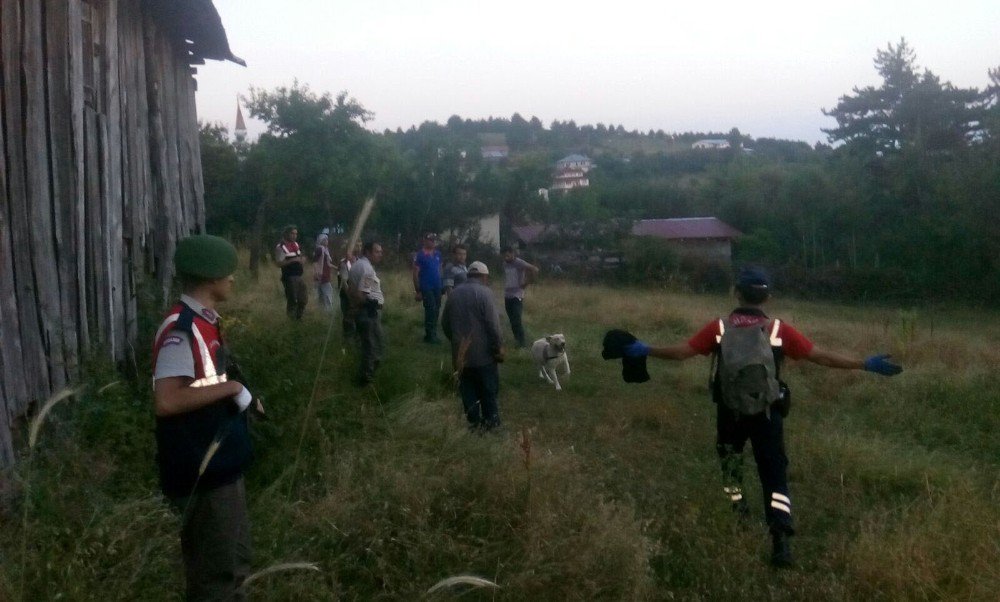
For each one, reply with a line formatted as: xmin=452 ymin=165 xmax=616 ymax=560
xmin=772 ymin=492 xmax=791 ymax=505
xmin=190 ymin=374 xmax=229 ymax=388
xmin=770 ymin=319 xmax=783 ymax=346
xmin=771 ymin=500 xmax=791 ymax=514
xmin=730 ymin=493 xmax=743 ymax=502
xmin=715 ymin=319 xmax=726 ymax=344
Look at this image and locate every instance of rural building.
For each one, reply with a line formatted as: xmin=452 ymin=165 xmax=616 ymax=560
xmin=480 ymin=145 xmax=509 ymax=160
xmin=0 ymin=0 xmax=242 ymax=469
xmin=551 ymin=153 xmax=593 ymax=192
xmin=512 ymin=217 xmax=741 ymax=264
xmin=692 ymin=139 xmax=731 ymax=150
xmin=555 ymin=154 xmax=593 ymax=171
xmin=631 ymin=217 xmax=741 ymax=262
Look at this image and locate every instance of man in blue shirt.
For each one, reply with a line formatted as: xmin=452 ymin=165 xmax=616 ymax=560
xmin=412 ymin=233 xmax=444 ymax=344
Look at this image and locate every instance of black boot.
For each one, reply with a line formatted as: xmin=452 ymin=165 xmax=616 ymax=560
xmin=770 ymin=530 xmax=793 ymax=568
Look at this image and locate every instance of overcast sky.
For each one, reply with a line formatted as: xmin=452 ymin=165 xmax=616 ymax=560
xmin=195 ymin=0 xmax=999 ymax=145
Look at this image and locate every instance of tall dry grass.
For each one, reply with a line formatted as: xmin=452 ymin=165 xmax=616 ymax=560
xmin=1 ymin=268 xmax=998 ymax=600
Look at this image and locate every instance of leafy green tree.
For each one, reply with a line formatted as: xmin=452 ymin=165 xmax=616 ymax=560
xmin=823 ymin=38 xmax=981 ymax=155
xmin=242 ymin=82 xmax=384 ymax=274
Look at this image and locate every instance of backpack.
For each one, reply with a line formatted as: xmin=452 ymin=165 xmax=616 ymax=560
xmin=712 ymin=317 xmax=782 ymax=416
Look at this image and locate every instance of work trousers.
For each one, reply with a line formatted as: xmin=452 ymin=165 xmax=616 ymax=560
xmin=715 ymin=405 xmax=793 ymax=534
xmin=356 ymin=306 xmax=384 ymax=381
xmin=282 ymin=276 xmax=308 ymax=320
xmin=317 ymin=281 xmax=334 ymax=311
xmin=459 ymin=364 xmax=500 ymax=431
xmin=172 ymin=478 xmax=252 ymax=602
xmin=421 ymin=286 xmax=442 ymax=342
xmin=339 ymin=289 xmax=355 ymax=337
xmin=504 ymin=297 xmax=526 ymax=348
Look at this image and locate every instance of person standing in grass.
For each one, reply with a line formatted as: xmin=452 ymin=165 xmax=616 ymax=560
xmin=348 ymin=241 xmax=386 ymax=384
xmin=152 ymin=235 xmax=257 ymax=600
xmin=274 ymin=225 xmax=308 ymax=320
xmin=313 ymin=229 xmax=335 ymax=311
xmin=338 ymin=239 xmax=363 ymax=338
xmin=412 ymin=232 xmax=444 ymax=344
xmin=623 ymin=266 xmax=902 ymax=568
xmin=442 ymin=261 xmax=506 ymax=431
xmin=501 ymin=245 xmax=540 ymax=348
xmin=442 ymin=243 xmax=469 ymax=294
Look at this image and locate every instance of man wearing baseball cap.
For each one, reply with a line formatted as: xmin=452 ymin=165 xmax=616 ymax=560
xmin=152 ymin=235 xmax=256 ymax=599
xmin=441 ymin=261 xmax=506 ymax=431
xmin=622 ymin=266 xmax=902 ymax=568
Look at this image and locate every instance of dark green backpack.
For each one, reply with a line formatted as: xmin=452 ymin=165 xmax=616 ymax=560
xmin=713 ymin=318 xmax=781 ymax=415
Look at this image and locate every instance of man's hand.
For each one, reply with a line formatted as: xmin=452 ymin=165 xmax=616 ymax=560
xmin=414 ymin=291 xmax=423 ymax=302
xmin=234 ymin=385 xmax=253 ymax=412
xmin=864 ymin=354 xmax=902 ymax=376
xmin=624 ymin=341 xmax=651 ymax=358
xmin=494 ymin=348 xmax=506 ymax=364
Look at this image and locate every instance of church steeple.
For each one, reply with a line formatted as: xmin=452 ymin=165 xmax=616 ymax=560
xmin=234 ymin=101 xmax=247 ymax=142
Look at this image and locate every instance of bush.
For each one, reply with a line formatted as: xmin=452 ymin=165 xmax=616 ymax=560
xmin=620 ymin=236 xmax=680 ymax=284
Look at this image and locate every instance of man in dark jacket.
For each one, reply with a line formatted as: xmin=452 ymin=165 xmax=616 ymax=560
xmin=442 ymin=261 xmax=506 ymax=431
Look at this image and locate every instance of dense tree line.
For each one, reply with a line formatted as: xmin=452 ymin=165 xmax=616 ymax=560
xmin=203 ymin=40 xmax=999 ymax=303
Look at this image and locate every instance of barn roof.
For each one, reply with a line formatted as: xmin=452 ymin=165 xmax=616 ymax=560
xmin=146 ymin=0 xmax=246 ymax=66
xmin=632 ymin=217 xmax=741 ymax=240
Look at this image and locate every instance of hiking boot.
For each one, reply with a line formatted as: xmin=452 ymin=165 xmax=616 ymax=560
xmin=770 ymin=531 xmax=793 ymax=568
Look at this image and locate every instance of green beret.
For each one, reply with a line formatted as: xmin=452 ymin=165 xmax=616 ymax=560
xmin=174 ymin=235 xmax=238 ymax=279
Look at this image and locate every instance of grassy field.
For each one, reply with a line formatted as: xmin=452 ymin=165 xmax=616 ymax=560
xmin=2 ymin=269 xmax=999 ymax=600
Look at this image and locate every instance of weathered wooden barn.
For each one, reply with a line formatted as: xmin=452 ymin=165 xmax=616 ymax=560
xmin=0 ymin=0 xmax=242 ymax=468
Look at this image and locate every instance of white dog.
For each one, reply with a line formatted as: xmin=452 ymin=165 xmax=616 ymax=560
xmin=531 ymin=334 xmax=571 ymax=391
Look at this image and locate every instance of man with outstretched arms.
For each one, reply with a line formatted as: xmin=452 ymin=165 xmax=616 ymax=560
xmin=152 ymin=235 xmax=257 ymax=600
xmin=623 ymin=267 xmax=902 ymax=568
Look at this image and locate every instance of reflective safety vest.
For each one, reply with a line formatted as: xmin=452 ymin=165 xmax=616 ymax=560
xmin=152 ymin=302 xmax=252 ymax=498
xmin=277 ymin=241 xmax=304 ymax=279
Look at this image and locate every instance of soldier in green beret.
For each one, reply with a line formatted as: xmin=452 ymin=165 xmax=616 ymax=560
xmin=152 ymin=234 xmax=257 ymax=600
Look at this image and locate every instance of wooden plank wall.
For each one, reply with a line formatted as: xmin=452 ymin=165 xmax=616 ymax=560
xmin=0 ymin=0 xmax=206 ymax=468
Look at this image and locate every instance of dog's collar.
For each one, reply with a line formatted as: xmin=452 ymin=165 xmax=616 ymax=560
xmin=544 ymin=351 xmax=562 ymax=361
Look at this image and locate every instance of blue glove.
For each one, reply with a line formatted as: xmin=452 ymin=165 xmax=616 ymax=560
xmin=624 ymin=341 xmax=651 ymax=358
xmin=864 ymin=354 xmax=902 ymax=376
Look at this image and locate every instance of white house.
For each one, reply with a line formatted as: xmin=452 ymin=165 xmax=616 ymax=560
xmin=692 ymin=139 xmax=731 ymax=150
xmin=555 ymin=153 xmax=593 ymax=171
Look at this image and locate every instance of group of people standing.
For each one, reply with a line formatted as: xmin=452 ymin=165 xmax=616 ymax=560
xmin=149 ymin=229 xmax=904 ymax=599
xmin=408 ymin=233 xmax=539 ymax=431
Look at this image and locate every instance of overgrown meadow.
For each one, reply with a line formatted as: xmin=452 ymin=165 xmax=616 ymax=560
xmin=2 ymin=269 xmax=998 ymax=600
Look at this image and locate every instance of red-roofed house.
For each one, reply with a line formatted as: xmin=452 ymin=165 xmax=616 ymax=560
xmin=513 ymin=217 xmax=741 ymax=264
xmin=632 ymin=217 xmax=741 ymax=263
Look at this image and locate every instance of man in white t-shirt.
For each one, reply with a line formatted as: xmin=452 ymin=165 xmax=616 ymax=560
xmin=348 ymin=241 xmax=385 ymax=384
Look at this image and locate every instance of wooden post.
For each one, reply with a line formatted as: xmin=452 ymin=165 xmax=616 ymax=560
xmin=2 ymin=0 xmax=51 ymax=407
xmin=68 ymin=0 xmax=90 ymax=349
xmin=103 ymin=0 xmax=125 ymax=361
xmin=47 ymin=0 xmax=82 ymax=379
xmin=0 ymin=24 xmax=24 ymax=469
